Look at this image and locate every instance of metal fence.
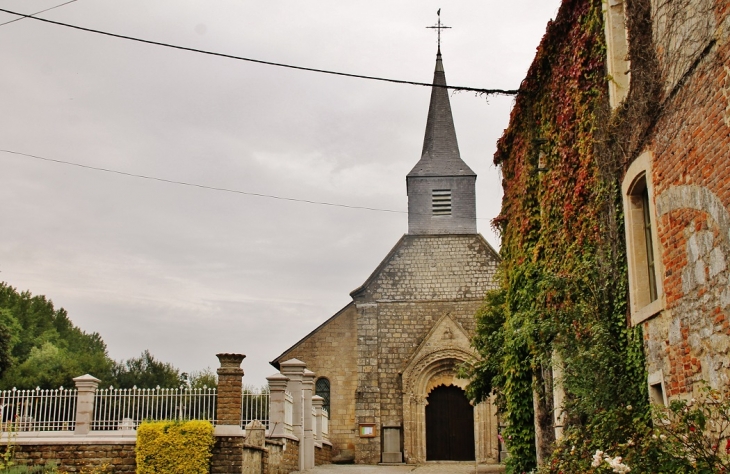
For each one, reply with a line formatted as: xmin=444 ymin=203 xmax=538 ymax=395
xmin=92 ymin=387 xmax=217 ymax=430
xmin=241 ymin=389 xmax=270 ymax=429
xmin=0 ymin=388 xmax=77 ymax=431
xmin=0 ymin=385 xmax=276 ymax=433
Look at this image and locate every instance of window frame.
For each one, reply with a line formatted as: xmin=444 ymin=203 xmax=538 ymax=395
xmin=604 ymin=0 xmax=631 ymax=108
xmin=314 ymin=377 xmax=330 ymax=414
xmin=622 ymin=152 xmax=664 ymax=325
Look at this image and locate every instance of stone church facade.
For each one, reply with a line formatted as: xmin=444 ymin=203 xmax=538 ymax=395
xmin=272 ymin=48 xmax=500 ymax=465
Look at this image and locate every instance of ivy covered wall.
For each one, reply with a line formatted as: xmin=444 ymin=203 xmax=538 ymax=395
xmin=467 ymin=0 xmax=648 ymax=472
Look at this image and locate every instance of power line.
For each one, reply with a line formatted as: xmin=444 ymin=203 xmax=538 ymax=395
xmin=1 ymin=148 xmax=406 ymax=214
xmin=0 ymin=148 xmax=492 ymax=221
xmin=0 ymin=7 xmax=518 ymax=96
xmin=0 ymin=0 xmax=77 ymax=27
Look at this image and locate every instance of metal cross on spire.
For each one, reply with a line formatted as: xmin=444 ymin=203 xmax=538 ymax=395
xmin=426 ymin=9 xmax=451 ymax=53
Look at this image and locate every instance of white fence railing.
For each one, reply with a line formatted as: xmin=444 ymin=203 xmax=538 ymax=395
xmin=92 ymin=387 xmax=217 ymax=430
xmin=311 ymin=406 xmax=316 ymax=433
xmin=284 ymin=391 xmax=293 ymax=434
xmin=241 ymin=390 xmax=270 ymax=429
xmin=0 ymin=388 xmax=77 ymax=432
xmin=322 ymin=407 xmax=329 ymax=440
xmin=0 ymin=384 xmax=298 ymax=437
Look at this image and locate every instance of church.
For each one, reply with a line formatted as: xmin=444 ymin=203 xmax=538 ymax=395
xmin=271 ymin=46 xmax=500 ymax=465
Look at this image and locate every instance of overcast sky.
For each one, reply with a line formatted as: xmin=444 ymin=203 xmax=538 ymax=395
xmin=0 ymin=0 xmax=561 ymax=387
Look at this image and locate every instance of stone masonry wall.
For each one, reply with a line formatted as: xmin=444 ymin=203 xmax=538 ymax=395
xmin=407 ymin=176 xmax=477 ymax=235
xmin=276 ymin=233 xmax=500 ymax=464
xmin=353 ymin=234 xmax=499 ymax=463
xmin=13 ymin=442 xmax=136 ymax=473
xmin=315 ymin=443 xmax=332 ymax=465
xmin=641 ymin=24 xmax=730 ymax=398
xmin=275 ymin=304 xmax=358 ymax=460
xmin=263 ymin=438 xmax=299 ymax=474
xmin=376 ymin=300 xmax=486 ymax=427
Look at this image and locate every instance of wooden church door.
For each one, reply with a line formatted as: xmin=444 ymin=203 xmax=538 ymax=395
xmin=425 ymin=385 xmax=475 ymax=461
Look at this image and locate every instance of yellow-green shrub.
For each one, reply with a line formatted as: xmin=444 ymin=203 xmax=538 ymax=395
xmin=136 ymin=420 xmax=214 ymax=473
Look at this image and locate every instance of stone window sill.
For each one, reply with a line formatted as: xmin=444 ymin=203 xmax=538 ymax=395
xmin=631 ymin=298 xmax=663 ymax=326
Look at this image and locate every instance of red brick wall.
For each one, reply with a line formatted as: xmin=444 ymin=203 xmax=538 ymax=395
xmin=640 ymin=27 xmax=730 ymax=397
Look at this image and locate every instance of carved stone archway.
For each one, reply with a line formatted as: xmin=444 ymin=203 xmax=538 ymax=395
xmin=400 ymin=314 xmax=498 ymax=464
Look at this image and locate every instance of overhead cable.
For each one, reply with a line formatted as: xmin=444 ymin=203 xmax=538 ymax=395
xmin=0 ymin=0 xmax=77 ymax=27
xmin=0 ymin=148 xmax=492 ymax=221
xmin=0 ymin=7 xmax=518 ymax=96
xmin=1 ymin=148 xmax=405 ymax=214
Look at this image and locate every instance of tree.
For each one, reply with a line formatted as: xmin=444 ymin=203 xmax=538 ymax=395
xmin=109 ymin=350 xmax=183 ymax=388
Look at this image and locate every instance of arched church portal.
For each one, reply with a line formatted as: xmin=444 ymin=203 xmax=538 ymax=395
xmin=426 ymin=385 xmax=475 ymax=460
xmin=401 ymin=350 xmax=498 ymax=464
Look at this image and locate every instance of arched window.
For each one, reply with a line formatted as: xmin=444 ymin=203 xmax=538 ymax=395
xmin=315 ymin=377 xmax=330 ymax=413
xmin=622 ymin=152 xmax=663 ymax=325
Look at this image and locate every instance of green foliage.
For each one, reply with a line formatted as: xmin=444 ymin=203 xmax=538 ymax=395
xmin=465 ymin=289 xmax=506 ymax=406
xmin=0 ymin=282 xmax=203 ymax=391
xmin=468 ymin=0 xmax=651 ymax=472
xmin=183 ymin=368 xmax=217 ymax=389
xmin=136 ymin=420 xmax=215 ymax=473
xmin=108 ymin=350 xmax=183 ymax=389
xmin=0 ymin=283 xmax=112 ymax=389
xmin=545 ymin=387 xmax=730 ymax=473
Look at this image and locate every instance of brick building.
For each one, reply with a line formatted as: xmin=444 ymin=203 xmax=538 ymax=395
xmin=491 ymin=0 xmax=730 ymax=461
xmin=271 ymin=48 xmax=500 ymax=465
xmin=616 ymin=0 xmax=730 ymax=402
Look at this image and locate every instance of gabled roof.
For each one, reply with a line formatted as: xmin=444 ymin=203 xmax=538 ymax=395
xmin=407 ymin=50 xmax=476 ymax=178
xmin=349 ymin=233 xmax=499 ymax=300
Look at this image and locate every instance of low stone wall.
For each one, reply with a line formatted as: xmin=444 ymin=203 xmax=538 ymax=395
xmin=315 ymin=442 xmax=333 ymax=466
xmin=7 ymin=433 xmax=313 ymax=474
xmin=264 ymin=437 xmax=299 ymax=474
xmin=10 ymin=435 xmax=136 ymax=473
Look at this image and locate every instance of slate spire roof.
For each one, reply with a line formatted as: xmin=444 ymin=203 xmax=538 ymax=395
xmin=407 ymin=49 xmax=476 ymax=177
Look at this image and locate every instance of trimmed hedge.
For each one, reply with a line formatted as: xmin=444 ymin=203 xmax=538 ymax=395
xmin=136 ymin=420 xmax=215 ymax=473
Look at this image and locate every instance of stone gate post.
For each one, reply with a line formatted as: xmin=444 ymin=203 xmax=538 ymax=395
xmin=215 ymin=353 xmax=246 ymax=435
xmin=266 ymin=372 xmax=290 ymax=437
xmin=73 ymin=374 xmax=100 ymax=435
xmin=302 ymin=369 xmax=315 ymax=469
xmin=280 ymin=358 xmax=306 ymax=471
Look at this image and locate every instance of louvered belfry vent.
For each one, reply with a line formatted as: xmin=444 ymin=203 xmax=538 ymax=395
xmin=432 ymin=189 xmax=452 ymax=216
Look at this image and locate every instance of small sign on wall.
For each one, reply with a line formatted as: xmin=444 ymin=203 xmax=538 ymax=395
xmin=359 ymin=423 xmax=376 ymax=438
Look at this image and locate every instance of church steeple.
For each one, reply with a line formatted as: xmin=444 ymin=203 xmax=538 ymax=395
xmin=408 ymin=51 xmax=475 ymax=179
xmin=406 ymin=49 xmax=477 ymax=235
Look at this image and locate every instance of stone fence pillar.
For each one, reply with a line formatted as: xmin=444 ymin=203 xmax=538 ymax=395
xmin=73 ymin=374 xmax=100 ymax=435
xmin=312 ymin=395 xmax=324 ymax=445
xmin=215 ymin=353 xmax=245 ymax=435
xmin=280 ymin=358 xmax=306 ymax=471
xmin=266 ymin=373 xmax=290 ymax=437
xmin=302 ymin=369 xmax=315 ymax=469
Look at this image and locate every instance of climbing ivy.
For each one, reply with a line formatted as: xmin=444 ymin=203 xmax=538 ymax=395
xmin=466 ymin=0 xmax=648 ymax=472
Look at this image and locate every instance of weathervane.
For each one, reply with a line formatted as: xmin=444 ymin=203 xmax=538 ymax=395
xmin=426 ymin=9 xmax=451 ymax=52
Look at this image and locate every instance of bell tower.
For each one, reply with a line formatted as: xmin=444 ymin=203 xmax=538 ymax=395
xmin=406 ymin=48 xmax=477 ymax=235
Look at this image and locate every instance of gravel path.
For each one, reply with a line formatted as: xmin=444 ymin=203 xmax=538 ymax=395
xmin=300 ymin=463 xmax=505 ymax=474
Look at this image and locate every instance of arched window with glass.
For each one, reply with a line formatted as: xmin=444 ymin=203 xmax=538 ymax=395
xmin=315 ymin=377 xmax=330 ymax=414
